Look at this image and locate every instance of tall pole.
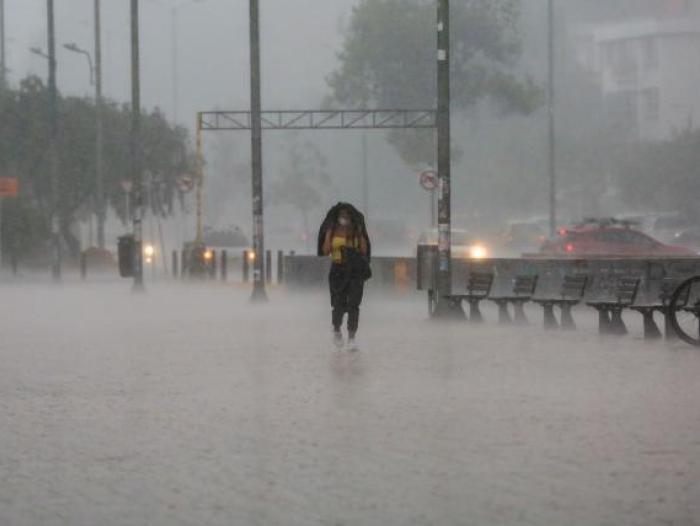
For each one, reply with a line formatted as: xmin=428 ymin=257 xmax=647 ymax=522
xmin=171 ymin=6 xmax=179 ymax=124
xmin=361 ymin=132 xmax=369 ymax=219
xmin=0 ymin=0 xmax=6 ymax=88
xmin=547 ymin=0 xmax=557 ymax=237
xmin=433 ymin=0 xmax=461 ymax=318
xmin=131 ymin=0 xmax=144 ymax=291
xmin=195 ymin=113 xmax=203 ymax=241
xmin=48 ymin=0 xmax=61 ymax=281
xmin=94 ymin=0 xmax=105 ymax=249
xmin=249 ymin=0 xmax=267 ymax=302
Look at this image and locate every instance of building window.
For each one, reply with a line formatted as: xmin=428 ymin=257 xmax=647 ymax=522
xmin=641 ymin=37 xmax=658 ymax=70
xmin=642 ymin=88 xmax=660 ymax=121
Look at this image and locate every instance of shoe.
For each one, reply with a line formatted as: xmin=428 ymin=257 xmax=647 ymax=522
xmin=346 ymin=337 xmax=358 ymax=352
xmin=333 ymin=330 xmax=344 ymax=349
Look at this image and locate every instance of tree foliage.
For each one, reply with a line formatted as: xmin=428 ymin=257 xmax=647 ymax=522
xmin=617 ymin=130 xmax=700 ymax=218
xmin=327 ymin=0 xmax=542 ymax=166
xmin=0 ymin=77 xmax=193 ymax=261
xmin=268 ymin=136 xmax=333 ymax=249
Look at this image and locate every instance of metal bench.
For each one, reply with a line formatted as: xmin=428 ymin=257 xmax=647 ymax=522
xmin=444 ymin=272 xmax=494 ymax=322
xmin=488 ymin=275 xmax=539 ymax=325
xmin=630 ymin=278 xmax=689 ymax=340
xmin=587 ymin=277 xmax=641 ymax=335
xmin=533 ymin=275 xmax=588 ymax=330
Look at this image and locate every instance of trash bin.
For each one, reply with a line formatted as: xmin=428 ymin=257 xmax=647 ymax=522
xmin=118 ymin=234 xmax=138 ymax=278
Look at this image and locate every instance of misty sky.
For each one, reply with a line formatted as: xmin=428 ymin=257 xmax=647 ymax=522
xmin=7 ymin=0 xmax=357 ymax=129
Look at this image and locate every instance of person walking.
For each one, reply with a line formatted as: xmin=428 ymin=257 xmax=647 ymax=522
xmin=318 ymin=203 xmax=371 ymax=350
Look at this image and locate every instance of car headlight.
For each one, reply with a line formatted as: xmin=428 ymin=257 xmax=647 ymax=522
xmin=469 ymin=244 xmax=488 ymax=259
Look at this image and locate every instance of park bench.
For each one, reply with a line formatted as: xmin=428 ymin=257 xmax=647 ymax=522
xmin=488 ymin=275 xmax=539 ymax=325
xmin=630 ymin=278 xmax=689 ymax=340
xmin=532 ymin=274 xmax=588 ymax=330
xmin=587 ymin=277 xmax=641 ymax=335
xmin=444 ymin=272 xmax=494 ymax=322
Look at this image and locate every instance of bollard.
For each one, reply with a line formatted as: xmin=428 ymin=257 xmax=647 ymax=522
xmin=243 ymin=250 xmax=250 ymax=283
xmin=172 ymin=250 xmax=179 ymax=279
xmin=209 ymin=250 xmax=217 ymax=279
xmin=265 ymin=250 xmax=272 ymax=284
xmin=80 ymin=251 xmax=87 ymax=281
xmin=221 ymin=250 xmax=228 ymax=282
xmin=277 ymin=250 xmax=284 ymax=284
xmin=181 ymin=250 xmax=187 ymax=279
xmin=11 ymin=252 xmax=17 ymax=276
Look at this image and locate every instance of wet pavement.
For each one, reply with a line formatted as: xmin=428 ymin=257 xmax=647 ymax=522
xmin=1 ymin=283 xmax=699 ymax=525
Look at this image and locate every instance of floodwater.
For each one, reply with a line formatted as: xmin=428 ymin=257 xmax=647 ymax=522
xmin=1 ymin=282 xmax=699 ymax=525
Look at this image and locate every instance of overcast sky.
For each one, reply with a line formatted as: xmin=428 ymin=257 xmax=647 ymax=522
xmin=6 ymin=0 xmax=357 ymax=129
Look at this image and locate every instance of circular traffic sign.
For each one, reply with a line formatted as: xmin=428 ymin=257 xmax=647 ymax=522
xmin=120 ymin=179 xmax=133 ymax=193
xmin=419 ymin=170 xmax=438 ymax=191
xmin=177 ymin=174 xmax=195 ymax=193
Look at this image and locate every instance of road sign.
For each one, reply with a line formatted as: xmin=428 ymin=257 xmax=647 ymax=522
xmin=177 ymin=174 xmax=195 ymax=193
xmin=0 ymin=177 xmax=18 ymax=197
xmin=419 ymin=170 xmax=438 ymax=191
xmin=120 ymin=180 xmax=133 ymax=193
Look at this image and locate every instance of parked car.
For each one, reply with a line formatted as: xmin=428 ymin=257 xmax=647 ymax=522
xmin=670 ymin=227 xmax=700 ymax=254
xmin=417 ymin=228 xmax=490 ymax=259
xmin=540 ymin=218 xmax=695 ymax=256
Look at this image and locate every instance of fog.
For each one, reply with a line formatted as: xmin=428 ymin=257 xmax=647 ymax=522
xmin=6 ymin=1 xmax=700 ymax=256
xmin=3 ymin=2 xmax=700 ymax=523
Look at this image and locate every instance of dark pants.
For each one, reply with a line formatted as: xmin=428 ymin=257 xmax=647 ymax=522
xmin=329 ymin=263 xmax=364 ymax=334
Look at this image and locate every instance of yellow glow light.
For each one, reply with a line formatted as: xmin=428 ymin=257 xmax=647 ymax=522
xmin=469 ymin=244 xmax=488 ymax=260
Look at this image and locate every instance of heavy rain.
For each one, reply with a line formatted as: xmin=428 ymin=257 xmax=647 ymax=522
xmin=1 ymin=1 xmax=699 ymax=525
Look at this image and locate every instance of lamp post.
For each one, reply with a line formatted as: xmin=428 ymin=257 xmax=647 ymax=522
xmin=64 ymin=2 xmax=104 ymax=251
xmin=432 ymin=0 xmax=462 ymax=318
xmin=547 ymin=0 xmax=557 ymax=238
xmin=131 ymin=0 xmax=144 ymax=291
xmin=1 ymin=0 xmax=6 ymax=88
xmin=37 ymin=0 xmax=62 ymax=282
xmin=249 ymin=0 xmax=267 ymax=302
xmin=63 ymin=43 xmax=93 ymax=85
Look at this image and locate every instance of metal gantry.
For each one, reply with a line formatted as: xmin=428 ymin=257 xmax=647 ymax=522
xmin=199 ymin=109 xmax=436 ymax=131
xmin=195 ymin=108 xmax=438 ymax=302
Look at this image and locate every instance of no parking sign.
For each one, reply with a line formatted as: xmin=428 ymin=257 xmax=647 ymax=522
xmin=419 ymin=170 xmax=438 ymax=191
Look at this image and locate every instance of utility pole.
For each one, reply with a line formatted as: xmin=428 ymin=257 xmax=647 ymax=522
xmin=432 ymin=0 xmax=461 ymax=318
xmin=0 ymin=0 xmax=6 ymax=88
xmin=48 ymin=0 xmax=61 ymax=282
xmin=94 ymin=0 xmax=105 ymax=249
xmin=361 ymin=132 xmax=369 ymax=220
xmin=249 ymin=0 xmax=267 ymax=302
xmin=171 ymin=6 xmax=179 ymax=124
xmin=547 ymin=0 xmax=557 ymax=238
xmin=131 ymin=0 xmax=144 ymax=291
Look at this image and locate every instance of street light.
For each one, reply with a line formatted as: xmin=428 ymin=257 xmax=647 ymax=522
xmin=131 ymin=0 xmax=145 ymax=292
xmin=64 ymin=34 xmax=105 ymax=250
xmin=63 ymin=42 xmax=94 ymax=85
xmin=31 ymin=0 xmax=61 ymax=282
xmin=1 ymin=0 xmax=6 ymax=87
xmin=29 ymin=46 xmax=50 ymax=59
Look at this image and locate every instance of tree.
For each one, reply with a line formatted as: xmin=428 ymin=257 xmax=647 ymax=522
xmin=0 ymin=76 xmax=194 ymax=263
xmin=327 ymin=0 xmax=542 ymax=167
xmin=617 ymin=130 xmax=700 ymax=219
xmin=268 ymin=135 xmax=333 ymax=251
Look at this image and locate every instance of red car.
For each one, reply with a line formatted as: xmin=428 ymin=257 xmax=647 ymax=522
xmin=540 ymin=224 xmax=695 ymax=256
